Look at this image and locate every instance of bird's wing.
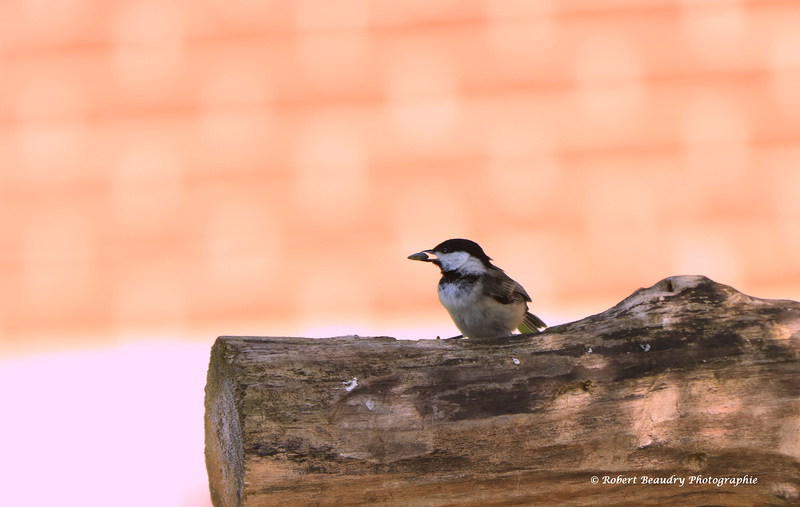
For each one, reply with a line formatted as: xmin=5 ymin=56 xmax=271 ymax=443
xmin=482 ymin=268 xmax=532 ymax=305
xmin=519 ymin=312 xmax=547 ymax=332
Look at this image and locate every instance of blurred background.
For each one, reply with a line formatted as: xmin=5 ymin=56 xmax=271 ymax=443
xmin=1 ymin=0 xmax=799 ymax=505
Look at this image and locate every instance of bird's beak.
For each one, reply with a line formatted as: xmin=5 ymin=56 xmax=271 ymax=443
xmin=408 ymin=249 xmax=435 ymax=262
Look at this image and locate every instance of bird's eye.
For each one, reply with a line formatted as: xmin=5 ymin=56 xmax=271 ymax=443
xmin=441 ymin=247 xmax=449 ymax=253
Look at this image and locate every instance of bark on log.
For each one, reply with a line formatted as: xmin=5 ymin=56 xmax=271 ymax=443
xmin=204 ymin=275 xmax=800 ymax=506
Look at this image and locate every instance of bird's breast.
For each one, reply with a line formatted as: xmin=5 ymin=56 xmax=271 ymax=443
xmin=437 ymin=275 xmax=480 ymax=311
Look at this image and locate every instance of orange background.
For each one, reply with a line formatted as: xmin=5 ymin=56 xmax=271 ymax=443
xmin=1 ymin=2 xmax=800 ymax=504
xmin=2 ymin=0 xmax=800 ymax=356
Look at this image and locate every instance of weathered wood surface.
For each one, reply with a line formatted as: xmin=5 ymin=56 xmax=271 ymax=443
xmin=204 ymin=275 xmax=800 ymax=506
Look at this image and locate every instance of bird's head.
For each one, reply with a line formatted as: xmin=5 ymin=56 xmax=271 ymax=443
xmin=408 ymin=238 xmax=492 ymax=274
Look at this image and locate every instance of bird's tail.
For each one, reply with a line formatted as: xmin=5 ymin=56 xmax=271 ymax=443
xmin=518 ymin=312 xmax=547 ymax=333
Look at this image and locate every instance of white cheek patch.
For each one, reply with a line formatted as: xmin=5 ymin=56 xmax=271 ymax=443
xmin=438 ymin=252 xmax=469 ymax=271
xmin=459 ymin=257 xmax=487 ymax=274
xmin=438 ymin=252 xmax=486 ymax=274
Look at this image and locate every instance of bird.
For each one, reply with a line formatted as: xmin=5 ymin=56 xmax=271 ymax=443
xmin=408 ymin=238 xmax=547 ymax=339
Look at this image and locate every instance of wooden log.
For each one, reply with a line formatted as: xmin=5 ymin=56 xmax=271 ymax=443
xmin=204 ymin=275 xmax=800 ymax=506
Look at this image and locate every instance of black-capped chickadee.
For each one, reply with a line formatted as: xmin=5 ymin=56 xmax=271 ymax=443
xmin=408 ymin=238 xmax=547 ymax=339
